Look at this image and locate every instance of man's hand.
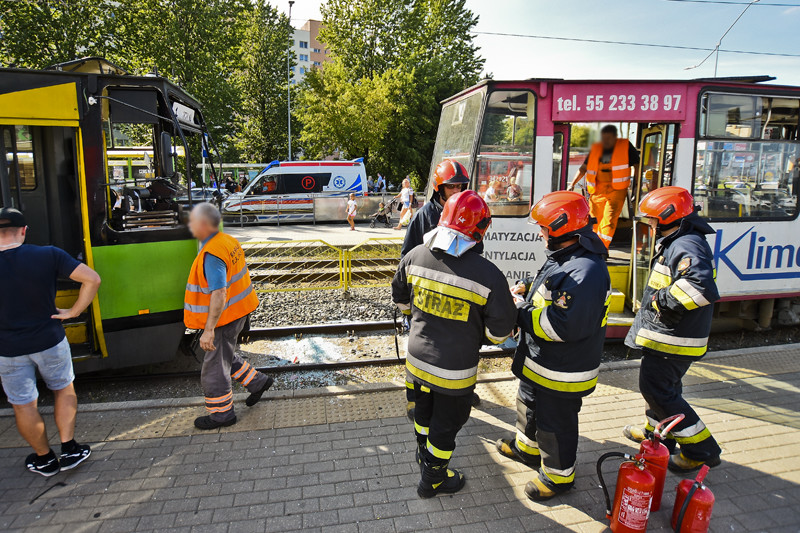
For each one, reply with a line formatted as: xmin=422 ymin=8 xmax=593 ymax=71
xmin=199 ymin=329 xmax=216 ymax=351
xmin=510 ymin=281 xmax=526 ymax=296
xmin=51 ymin=308 xmax=80 ymax=320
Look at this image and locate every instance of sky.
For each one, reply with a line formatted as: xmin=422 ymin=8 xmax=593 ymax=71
xmin=268 ymin=0 xmax=800 ymax=85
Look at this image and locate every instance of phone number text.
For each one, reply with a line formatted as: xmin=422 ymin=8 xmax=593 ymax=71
xmin=556 ymin=94 xmax=682 ymax=113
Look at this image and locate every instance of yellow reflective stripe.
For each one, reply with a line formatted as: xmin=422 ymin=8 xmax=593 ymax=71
xmin=414 ymin=422 xmax=429 ymax=435
xmin=542 ymin=465 xmax=575 ymax=484
xmin=405 ymin=379 xmax=414 ymax=390
xmin=420 ymin=385 xmax=431 ymax=393
xmin=674 ymin=427 xmax=712 ymax=445
xmin=515 ymin=432 xmax=540 ymax=456
xmin=406 ymin=264 xmax=490 ymax=299
xmin=406 ymin=355 xmax=477 ymax=391
xmin=531 ymin=308 xmax=555 ymax=342
xmin=485 ymin=327 xmax=509 ymax=345
xmin=673 ymin=279 xmax=710 ymax=308
xmin=426 ymin=440 xmax=453 ymax=460
xmin=408 ymin=275 xmax=488 ymax=306
xmin=634 ymin=332 xmax=707 ymax=357
xmin=520 ymin=364 xmax=598 ymax=394
xmin=669 ymin=283 xmax=699 ymax=310
xmin=648 ymin=270 xmax=672 ymax=290
xmin=602 ymin=293 xmax=611 ymax=327
xmin=532 ymin=292 xmax=548 ymax=308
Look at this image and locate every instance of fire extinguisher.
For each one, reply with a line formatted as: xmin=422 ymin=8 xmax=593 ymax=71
xmin=672 ymin=465 xmax=714 ymax=533
xmin=597 ymin=452 xmax=656 ymax=533
xmin=637 ymin=414 xmax=685 ymax=512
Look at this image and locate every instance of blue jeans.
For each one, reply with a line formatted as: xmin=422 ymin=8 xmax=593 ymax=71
xmin=0 ymin=336 xmax=74 ymax=405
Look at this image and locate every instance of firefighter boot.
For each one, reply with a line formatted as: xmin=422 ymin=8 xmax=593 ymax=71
xmin=406 ymin=401 xmax=415 ymax=421
xmin=622 ymin=425 xmax=648 ymax=444
xmin=417 ymin=457 xmax=466 ymax=499
xmin=495 ymin=438 xmax=541 ymax=469
xmin=524 ymin=472 xmax=572 ymax=502
xmin=668 ymin=452 xmax=721 ymax=473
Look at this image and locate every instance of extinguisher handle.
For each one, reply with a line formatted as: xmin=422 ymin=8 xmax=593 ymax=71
xmin=695 ymin=464 xmax=710 ymax=484
xmin=655 ymin=414 xmax=686 ymax=440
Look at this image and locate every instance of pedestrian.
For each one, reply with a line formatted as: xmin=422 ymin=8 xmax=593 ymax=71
xmin=622 ymin=187 xmax=722 ymax=472
xmin=0 ymin=207 xmax=101 ymax=476
xmin=346 ymin=193 xmax=358 ymax=231
xmin=393 ymin=191 xmax=516 ymax=498
xmin=225 ymin=177 xmax=236 ymax=193
xmin=569 ymin=125 xmax=640 ymax=249
xmin=367 ymin=175 xmax=374 ymax=193
xmin=376 ymin=174 xmax=386 ymax=192
xmin=400 ymin=159 xmax=482 ymax=419
xmin=496 ymin=191 xmax=610 ymax=501
xmin=393 ymin=178 xmax=413 ymax=230
xmin=185 ymin=203 xmax=274 ymax=430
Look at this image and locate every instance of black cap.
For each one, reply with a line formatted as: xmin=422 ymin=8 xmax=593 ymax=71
xmin=0 ymin=207 xmax=26 ymax=228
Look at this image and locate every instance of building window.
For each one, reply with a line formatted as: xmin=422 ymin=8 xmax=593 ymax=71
xmin=299 ymin=54 xmax=308 ymax=62
xmin=299 ymin=41 xmax=308 ymax=49
xmin=313 ymin=48 xmax=321 ymax=53
xmin=313 ymin=61 xmax=322 ymax=67
xmin=300 ymin=67 xmax=306 ymax=74
xmin=290 ymin=66 xmax=295 ymax=72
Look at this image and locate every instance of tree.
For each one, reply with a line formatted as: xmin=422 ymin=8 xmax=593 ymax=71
xmin=233 ymin=2 xmax=296 ymax=163
xmin=297 ymin=0 xmax=484 ymax=184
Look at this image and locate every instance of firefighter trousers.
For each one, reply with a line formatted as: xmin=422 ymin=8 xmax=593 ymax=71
xmin=639 ymin=351 xmax=721 ymax=461
xmin=589 ymin=185 xmax=628 ymax=249
xmin=515 ymin=380 xmax=582 ymax=489
xmin=201 ymin=315 xmax=268 ymax=422
xmin=412 ymin=382 xmax=472 ymax=465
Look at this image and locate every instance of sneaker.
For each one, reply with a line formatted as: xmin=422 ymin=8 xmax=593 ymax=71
xmin=668 ymin=452 xmax=721 ymax=473
xmin=60 ymin=444 xmax=92 ymax=471
xmin=194 ymin=415 xmax=237 ymax=430
xmin=25 ymin=452 xmax=60 ymax=477
xmin=245 ymin=376 xmax=274 ymax=407
xmin=622 ymin=425 xmax=648 ymax=444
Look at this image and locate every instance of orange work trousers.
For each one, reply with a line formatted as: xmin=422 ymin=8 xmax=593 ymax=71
xmin=589 ymin=183 xmax=628 ymax=249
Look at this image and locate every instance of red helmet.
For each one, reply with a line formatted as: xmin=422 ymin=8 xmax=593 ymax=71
xmin=639 ymin=186 xmax=695 ymax=225
xmin=529 ymin=191 xmax=590 ymax=237
xmin=439 ymin=190 xmax=492 ymax=242
xmin=432 ymin=159 xmax=470 ymax=192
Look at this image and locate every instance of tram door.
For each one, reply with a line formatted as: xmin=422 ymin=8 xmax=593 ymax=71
xmin=630 ymin=124 xmax=671 ymax=310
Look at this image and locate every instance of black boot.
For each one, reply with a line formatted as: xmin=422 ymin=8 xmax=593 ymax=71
xmin=417 ymin=456 xmax=466 ymax=499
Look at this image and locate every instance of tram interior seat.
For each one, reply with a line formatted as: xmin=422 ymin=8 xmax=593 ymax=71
xmin=111 ymin=178 xmax=183 ymax=230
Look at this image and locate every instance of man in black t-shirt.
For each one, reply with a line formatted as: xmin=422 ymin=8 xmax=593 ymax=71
xmin=0 ymin=207 xmax=101 ymax=477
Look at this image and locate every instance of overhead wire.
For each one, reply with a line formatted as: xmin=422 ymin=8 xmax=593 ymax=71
xmin=663 ymin=0 xmax=800 ymax=6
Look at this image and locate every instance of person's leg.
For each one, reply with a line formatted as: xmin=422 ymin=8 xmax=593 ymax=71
xmin=418 ymin=389 xmax=472 ymax=498
xmin=412 ymin=382 xmax=433 ymax=458
xmin=0 ymin=353 xmax=49 ymax=453
xmin=52 ymin=383 xmax=77 ymax=442
xmin=639 ymin=352 xmax=721 ymax=463
xmin=589 ymin=192 xmax=608 ymax=238
xmin=497 ymin=380 xmax=540 ymax=467
xmin=528 ymin=391 xmax=582 ymax=500
xmin=12 ymin=400 xmax=50 ymax=455
xmin=229 ymin=317 xmax=274 ymax=406
xmin=198 ymin=321 xmax=238 ymax=427
xmin=405 ymin=379 xmax=416 ymax=421
xmin=599 ymin=188 xmax=627 ymax=246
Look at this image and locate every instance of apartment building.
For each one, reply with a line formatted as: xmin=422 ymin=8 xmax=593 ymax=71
xmin=290 ymin=19 xmax=331 ymax=83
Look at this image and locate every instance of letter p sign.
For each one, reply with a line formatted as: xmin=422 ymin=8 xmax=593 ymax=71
xmin=301 ymin=176 xmax=316 ymax=190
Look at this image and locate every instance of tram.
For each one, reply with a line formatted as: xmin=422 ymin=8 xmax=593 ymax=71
xmin=428 ymin=77 xmax=800 ymax=336
xmin=0 ymin=58 xmax=221 ymax=370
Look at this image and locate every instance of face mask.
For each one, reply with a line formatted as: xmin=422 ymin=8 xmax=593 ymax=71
xmin=423 ymin=226 xmax=478 ymax=257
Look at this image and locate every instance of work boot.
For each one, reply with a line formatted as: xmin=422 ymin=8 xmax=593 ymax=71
xmin=417 ymin=457 xmax=466 ymax=499
xmin=524 ymin=474 xmax=572 ymax=502
xmin=194 ymin=415 xmax=237 ymax=430
xmin=246 ymin=376 xmax=274 ymax=407
xmin=406 ymin=401 xmax=415 ymax=421
xmin=495 ymin=438 xmax=541 ymax=469
xmin=471 ymin=392 xmax=481 ymax=407
xmin=622 ymin=425 xmax=648 ymax=444
xmin=668 ymin=452 xmax=721 ymax=473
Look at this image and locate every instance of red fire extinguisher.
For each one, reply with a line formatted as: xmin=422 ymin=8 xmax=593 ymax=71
xmin=672 ymin=465 xmax=714 ymax=533
xmin=597 ymin=452 xmax=656 ymax=533
xmin=637 ymin=414 xmax=685 ymax=512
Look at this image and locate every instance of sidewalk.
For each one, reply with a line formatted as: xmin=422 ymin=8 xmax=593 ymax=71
xmin=0 ymin=345 xmax=798 ymax=532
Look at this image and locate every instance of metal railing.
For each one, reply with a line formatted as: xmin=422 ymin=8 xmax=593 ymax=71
xmin=243 ymin=237 xmax=403 ymax=293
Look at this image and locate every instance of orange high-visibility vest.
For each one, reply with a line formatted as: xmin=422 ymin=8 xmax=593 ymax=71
xmin=585 ymin=139 xmax=632 ymax=194
xmin=184 ymin=232 xmax=259 ymax=330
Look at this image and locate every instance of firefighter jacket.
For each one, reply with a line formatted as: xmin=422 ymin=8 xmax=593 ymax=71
xmin=586 ymin=139 xmax=633 ymax=194
xmin=625 ymin=214 xmax=719 ymax=360
xmin=392 ymin=246 xmax=517 ymax=396
xmin=184 ymin=232 xmax=259 ymax=330
xmin=511 ymin=227 xmax=610 ymax=398
xmin=401 ymin=193 xmax=444 ymax=257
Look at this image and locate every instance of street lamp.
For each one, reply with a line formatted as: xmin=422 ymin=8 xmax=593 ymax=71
xmin=287 ymin=0 xmax=295 ymax=161
xmin=685 ymin=0 xmax=760 ymax=77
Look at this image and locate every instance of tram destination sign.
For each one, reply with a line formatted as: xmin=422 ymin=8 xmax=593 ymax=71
xmin=552 ymin=84 xmax=687 ymax=122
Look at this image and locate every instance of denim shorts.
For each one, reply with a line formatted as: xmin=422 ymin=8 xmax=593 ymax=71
xmin=403 ymin=201 xmax=410 ymax=209
xmin=0 ymin=336 xmax=74 ymax=405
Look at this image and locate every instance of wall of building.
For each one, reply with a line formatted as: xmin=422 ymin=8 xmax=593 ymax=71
xmin=290 ymin=20 xmax=331 ymax=84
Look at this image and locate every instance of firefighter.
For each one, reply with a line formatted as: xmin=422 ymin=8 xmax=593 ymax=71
xmin=569 ymin=125 xmax=640 ymax=249
xmin=496 ymin=191 xmax=610 ymax=501
xmin=185 ymin=203 xmax=274 ymax=430
xmin=622 ymin=186 xmax=722 ymax=472
xmin=392 ymin=190 xmax=516 ymax=498
xmin=400 ymin=159 xmax=475 ymax=420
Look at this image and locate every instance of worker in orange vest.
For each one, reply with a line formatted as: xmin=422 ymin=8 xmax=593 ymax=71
xmin=569 ymin=125 xmax=640 ymax=249
xmin=185 ymin=203 xmax=274 ymax=430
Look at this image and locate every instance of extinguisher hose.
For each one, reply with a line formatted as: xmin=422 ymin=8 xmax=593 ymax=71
xmin=596 ymin=452 xmax=632 ymax=518
xmin=674 ymin=481 xmax=701 ymax=532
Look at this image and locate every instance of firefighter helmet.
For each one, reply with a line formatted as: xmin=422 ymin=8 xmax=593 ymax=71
xmin=529 ymin=191 xmax=590 ymax=237
xmin=638 ymin=186 xmax=695 ymax=226
xmin=439 ymin=190 xmax=492 ymax=242
xmin=432 ymin=159 xmax=470 ymax=192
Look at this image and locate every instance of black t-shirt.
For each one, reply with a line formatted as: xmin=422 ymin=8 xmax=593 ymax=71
xmin=0 ymin=245 xmax=81 ymax=356
xmin=584 ymin=141 xmax=641 ymax=166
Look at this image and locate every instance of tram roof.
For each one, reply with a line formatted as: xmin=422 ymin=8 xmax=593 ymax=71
xmin=441 ymin=75 xmax=797 ymax=105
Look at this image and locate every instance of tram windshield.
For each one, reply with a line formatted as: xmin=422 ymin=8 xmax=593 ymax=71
xmin=429 ymin=89 xmax=484 ymax=180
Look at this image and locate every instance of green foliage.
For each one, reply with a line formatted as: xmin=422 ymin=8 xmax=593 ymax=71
xmin=298 ymin=0 xmax=484 ymax=185
xmin=571 ymin=125 xmax=591 ymax=148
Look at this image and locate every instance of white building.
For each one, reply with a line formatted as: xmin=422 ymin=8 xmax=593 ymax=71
xmin=290 ymin=20 xmax=330 ymax=84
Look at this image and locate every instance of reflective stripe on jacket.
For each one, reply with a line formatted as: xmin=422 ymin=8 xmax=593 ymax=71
xmin=392 ymin=246 xmax=517 ymax=395
xmin=184 ymin=232 xmax=259 ymax=329
xmin=625 ymin=214 xmax=719 ymax=360
xmin=511 ymin=228 xmax=610 ymax=398
xmin=586 ymin=139 xmax=631 ymax=194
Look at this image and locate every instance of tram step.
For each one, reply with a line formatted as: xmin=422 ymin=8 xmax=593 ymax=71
xmin=609 ymin=289 xmax=626 ymax=315
xmin=608 ymin=265 xmax=629 ymax=293
xmin=64 ymin=315 xmax=89 ymax=345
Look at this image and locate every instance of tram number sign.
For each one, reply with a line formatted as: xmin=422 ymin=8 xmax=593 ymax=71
xmin=552 ymin=84 xmax=687 ymax=122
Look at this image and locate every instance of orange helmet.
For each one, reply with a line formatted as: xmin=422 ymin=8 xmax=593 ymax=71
xmin=432 ymin=159 xmax=469 ymax=192
xmin=439 ymin=190 xmax=492 ymax=242
xmin=529 ymin=191 xmax=590 ymax=237
xmin=638 ymin=186 xmax=695 ymax=226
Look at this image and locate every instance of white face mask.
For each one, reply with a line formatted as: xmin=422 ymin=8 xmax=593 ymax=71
xmin=423 ymin=226 xmax=477 ymax=257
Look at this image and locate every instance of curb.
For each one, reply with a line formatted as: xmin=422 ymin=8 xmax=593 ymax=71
xmin=2 ymin=342 xmax=797 ymax=417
